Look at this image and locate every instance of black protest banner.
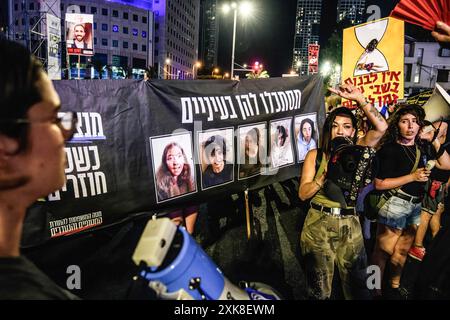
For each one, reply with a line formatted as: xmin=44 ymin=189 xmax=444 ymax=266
xmin=22 ymin=76 xmax=324 ymax=247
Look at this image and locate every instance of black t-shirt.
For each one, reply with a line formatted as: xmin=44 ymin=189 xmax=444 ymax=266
xmin=202 ymin=163 xmax=233 ymax=189
xmin=376 ymin=142 xmax=426 ymax=197
xmin=0 ymin=256 xmax=79 ymax=300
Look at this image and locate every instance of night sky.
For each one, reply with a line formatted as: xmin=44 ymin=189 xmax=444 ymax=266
xmin=216 ymin=0 xmax=404 ymax=77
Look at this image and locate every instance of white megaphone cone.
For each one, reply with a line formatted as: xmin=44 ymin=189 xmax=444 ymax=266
xmin=132 ymin=218 xmax=282 ymax=300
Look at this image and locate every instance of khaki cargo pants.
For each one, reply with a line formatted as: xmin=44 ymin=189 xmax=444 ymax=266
xmin=300 ymin=207 xmax=369 ymax=300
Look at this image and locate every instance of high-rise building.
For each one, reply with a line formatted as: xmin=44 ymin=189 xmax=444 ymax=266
xmin=0 ymin=2 xmax=8 ymax=39
xmin=7 ymin=0 xmax=200 ymax=80
xmin=152 ymin=0 xmax=200 ymax=79
xmin=337 ymin=0 xmax=366 ymax=25
xmin=199 ymin=0 xmax=218 ymax=70
xmin=292 ymin=0 xmax=322 ymax=75
xmin=7 ymin=0 xmax=154 ymax=78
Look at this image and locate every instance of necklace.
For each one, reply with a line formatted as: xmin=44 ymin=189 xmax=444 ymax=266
xmin=401 ymin=144 xmax=416 ymax=166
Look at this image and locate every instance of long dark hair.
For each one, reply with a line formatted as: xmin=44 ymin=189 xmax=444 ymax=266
xmin=299 ymin=118 xmax=317 ymax=141
xmin=244 ymin=127 xmax=262 ymax=165
xmin=204 ymin=135 xmax=227 ymax=159
xmin=0 ymin=39 xmax=43 ymax=151
xmin=381 ymin=103 xmax=425 ymax=146
xmin=366 ymin=39 xmax=378 ymax=52
xmin=156 ymin=142 xmax=194 ymax=196
xmin=276 ymin=125 xmax=288 ymax=146
xmin=321 ymin=107 xmax=357 ymax=155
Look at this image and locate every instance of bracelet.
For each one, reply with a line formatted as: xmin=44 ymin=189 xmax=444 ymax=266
xmin=313 ymin=179 xmax=322 ymax=189
xmin=358 ymin=97 xmax=370 ymax=108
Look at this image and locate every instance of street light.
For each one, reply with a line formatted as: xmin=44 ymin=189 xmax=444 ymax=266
xmin=295 ymin=60 xmax=302 ymax=74
xmin=320 ymin=61 xmax=331 ymax=76
xmin=212 ymin=67 xmax=219 ymax=77
xmin=192 ymin=61 xmax=201 ymax=80
xmin=164 ymin=58 xmax=171 ymax=79
xmin=222 ymin=1 xmax=254 ymax=80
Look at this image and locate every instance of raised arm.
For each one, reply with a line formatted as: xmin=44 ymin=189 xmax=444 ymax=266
xmin=329 ymin=84 xmax=388 ymax=147
xmin=419 ymin=122 xmax=450 ymax=170
xmin=432 ymin=21 xmax=450 ymax=43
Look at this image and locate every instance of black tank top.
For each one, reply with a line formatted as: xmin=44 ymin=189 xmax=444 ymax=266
xmin=431 ymin=120 xmax=450 ymax=182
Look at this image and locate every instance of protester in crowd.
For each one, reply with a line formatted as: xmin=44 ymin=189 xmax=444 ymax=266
xmin=371 ymin=105 xmax=450 ymax=299
xmin=239 ymin=128 xmax=265 ymax=178
xmin=270 ymin=125 xmax=293 ymax=168
xmin=0 ymin=39 xmax=79 ymax=299
xmin=143 ymin=68 xmax=151 ymax=81
xmin=414 ymin=19 xmax=450 ymax=300
xmin=297 ymin=118 xmax=317 ymax=162
xmin=409 ymin=120 xmax=450 ymax=262
xmin=165 ymin=206 xmax=198 ymax=235
xmin=299 ymin=83 xmax=388 ymax=299
xmin=202 ymin=135 xmax=233 ymax=188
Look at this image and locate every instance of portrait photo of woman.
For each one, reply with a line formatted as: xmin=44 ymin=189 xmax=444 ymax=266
xmin=198 ymin=128 xmax=234 ymax=190
xmin=269 ymin=118 xmax=295 ymax=169
xmin=238 ymin=123 xmax=267 ymax=179
xmin=150 ymin=133 xmax=196 ymax=203
xmin=294 ymin=113 xmax=318 ymax=162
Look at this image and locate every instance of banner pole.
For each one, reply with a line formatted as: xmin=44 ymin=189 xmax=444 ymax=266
xmin=244 ymin=189 xmax=251 ymax=239
xmin=66 ymin=49 xmax=70 ymax=80
xmin=77 ymin=54 xmax=81 ymax=79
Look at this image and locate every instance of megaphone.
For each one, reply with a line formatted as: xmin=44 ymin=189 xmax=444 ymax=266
xmin=422 ymin=83 xmax=450 ymax=122
xmin=132 ymin=218 xmax=282 ymax=300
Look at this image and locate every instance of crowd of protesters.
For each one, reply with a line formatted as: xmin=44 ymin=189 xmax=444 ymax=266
xmin=1 ymin=19 xmax=450 ymax=301
xmin=295 ymin=21 xmax=450 ymax=300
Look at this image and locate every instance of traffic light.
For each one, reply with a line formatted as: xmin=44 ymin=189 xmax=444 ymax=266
xmin=252 ymin=61 xmax=263 ymax=74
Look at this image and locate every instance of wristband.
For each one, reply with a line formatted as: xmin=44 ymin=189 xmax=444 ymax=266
xmin=358 ymin=97 xmax=370 ymax=108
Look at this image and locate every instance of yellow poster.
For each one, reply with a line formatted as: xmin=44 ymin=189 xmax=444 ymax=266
xmin=342 ymin=17 xmax=404 ymax=109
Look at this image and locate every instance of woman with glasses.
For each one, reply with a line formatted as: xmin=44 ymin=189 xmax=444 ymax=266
xmin=0 ymin=39 xmax=78 ymax=299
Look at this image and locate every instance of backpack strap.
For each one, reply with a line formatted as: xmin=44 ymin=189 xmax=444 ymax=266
xmin=314 ymin=148 xmax=328 ymax=179
xmin=315 ymin=148 xmax=323 ymax=173
xmin=393 ymin=144 xmax=420 ymax=196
